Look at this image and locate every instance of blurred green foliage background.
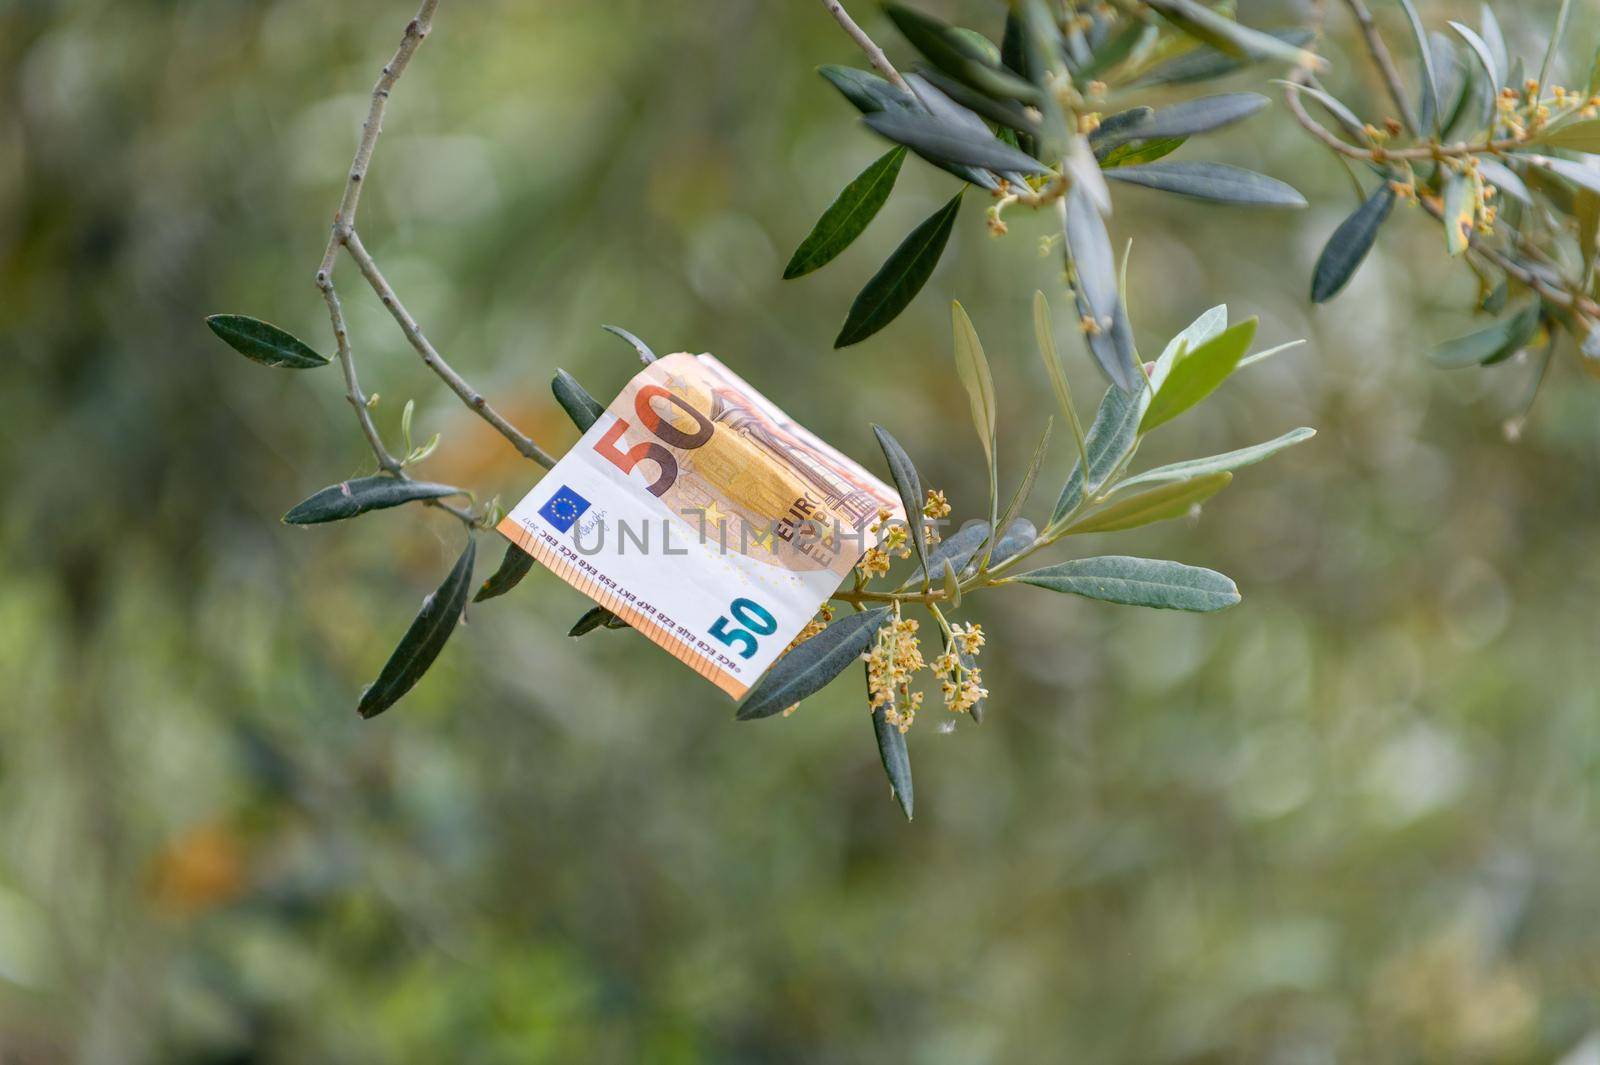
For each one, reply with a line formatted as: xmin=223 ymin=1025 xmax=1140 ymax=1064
xmin=4 ymin=0 xmax=1600 ymax=1061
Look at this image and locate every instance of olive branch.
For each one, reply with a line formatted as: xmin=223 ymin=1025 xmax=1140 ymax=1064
xmin=208 ymin=0 xmax=563 ymax=719
xmin=1280 ymin=0 xmax=1600 ymax=428
xmin=205 ymin=0 xmax=1328 ymax=820
xmin=723 ymin=2 xmax=1322 ymax=817
xmin=763 ymin=1 xmax=1600 ymax=814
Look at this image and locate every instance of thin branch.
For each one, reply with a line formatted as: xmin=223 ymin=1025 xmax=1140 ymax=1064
xmin=1416 ymin=196 xmax=1600 ymax=323
xmin=315 ymin=275 xmax=476 ymax=525
xmin=818 ymin=0 xmax=910 ymax=92
xmin=311 ymin=0 xmax=556 ymax=525
xmin=318 ymin=276 xmax=400 ymax=473
xmin=317 ymin=0 xmax=440 ymax=280
xmin=1340 ymin=0 xmax=1419 ymax=137
xmin=1283 ymin=71 xmax=1532 ymax=162
xmin=345 ymin=229 xmax=557 ymax=469
xmin=1285 ymin=67 xmax=1600 ymax=327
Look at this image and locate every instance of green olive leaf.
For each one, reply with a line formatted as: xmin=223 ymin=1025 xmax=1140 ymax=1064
xmin=1527 ymin=155 xmax=1600 ymax=197
xmin=941 ymin=558 xmax=962 ymax=609
xmin=1012 ymin=555 xmax=1240 ymax=612
xmin=899 ymin=520 xmax=991 ymax=589
xmin=950 ymin=300 xmax=998 ymax=486
xmin=1051 ymin=383 xmax=1143 ymax=524
xmin=1116 ymin=428 xmax=1316 ymax=492
xmin=475 ymin=542 xmax=534 ymax=602
xmin=989 ymin=517 xmax=1037 ymax=568
xmin=869 ymin=665 xmax=914 ymax=820
xmin=862 ymin=109 xmax=1052 ymax=175
xmin=569 ymin=605 xmax=629 ymax=637
xmin=600 ymin=324 xmax=657 ymax=364
xmin=1064 ymin=471 xmax=1233 ymax=534
xmin=1479 ymin=5 xmax=1509 ymax=88
xmin=358 ymin=537 xmax=476 ymax=719
xmin=910 ymin=67 xmax=1038 ymax=135
xmin=1099 ymin=136 xmax=1189 ymax=168
xmin=884 ymin=3 xmax=1038 ymax=102
xmin=994 ymin=418 xmax=1052 ymax=543
xmin=835 ymin=191 xmax=962 ymax=348
xmin=1092 ymin=93 xmax=1269 ymax=150
xmin=1431 ymin=304 xmax=1542 ymax=367
xmin=1534 ymin=118 xmax=1600 ymax=153
xmin=737 ymin=608 xmax=894 ymax=720
xmin=1135 ymin=28 xmax=1315 ymax=86
xmin=552 ymin=369 xmax=606 ymax=432
xmin=1474 ymin=157 xmax=1531 ymax=205
xmin=1537 ymin=0 xmax=1574 ymax=106
xmin=1395 ymin=0 xmax=1437 ymax=134
xmin=784 ymin=148 xmax=907 ymax=280
xmin=1311 ymin=183 xmax=1396 ymax=303
xmin=1276 ymin=79 xmax=1367 ymax=139
xmin=818 ymin=64 xmax=916 ymax=114
xmin=1062 ymin=183 xmax=1139 ymax=391
xmin=1089 ymin=106 xmax=1155 ymax=148
xmin=1152 ymin=303 xmax=1227 ymax=391
xmin=1104 ymin=162 xmax=1306 ymax=207
xmin=1448 ymin=21 xmax=1501 ymax=99
xmin=1144 ymin=1 xmax=1322 ymax=70
xmin=1034 ymin=292 xmax=1089 ymax=467
xmin=205 ymin=314 xmax=329 ymax=369
xmin=1079 ymin=21 xmax=1157 ymax=82
xmin=283 ymin=475 xmax=464 ymax=525
xmin=872 ymin=424 xmax=929 ymax=581
xmin=1139 ymin=317 xmax=1258 ymax=433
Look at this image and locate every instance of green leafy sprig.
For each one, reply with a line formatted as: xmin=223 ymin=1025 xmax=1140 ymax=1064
xmin=1283 ymin=0 xmax=1600 ymax=408
xmin=791 ymin=0 xmax=1313 ymax=370
xmin=722 ymin=297 xmax=1313 ymax=819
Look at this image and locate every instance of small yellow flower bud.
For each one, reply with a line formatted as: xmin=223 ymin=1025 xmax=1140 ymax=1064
xmin=857 ymin=547 xmax=891 ymax=579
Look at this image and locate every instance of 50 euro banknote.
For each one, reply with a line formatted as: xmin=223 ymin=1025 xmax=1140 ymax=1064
xmin=498 ymin=353 xmax=903 ymax=697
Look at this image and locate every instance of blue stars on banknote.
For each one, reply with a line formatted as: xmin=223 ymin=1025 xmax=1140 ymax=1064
xmin=538 ymin=485 xmax=591 ymax=532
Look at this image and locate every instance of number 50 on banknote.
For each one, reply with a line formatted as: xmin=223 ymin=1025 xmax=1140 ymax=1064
xmin=499 ymin=354 xmax=903 ymax=697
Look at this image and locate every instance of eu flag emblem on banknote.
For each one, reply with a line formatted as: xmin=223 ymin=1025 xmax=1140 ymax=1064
xmin=537 ymin=486 xmax=591 ymax=532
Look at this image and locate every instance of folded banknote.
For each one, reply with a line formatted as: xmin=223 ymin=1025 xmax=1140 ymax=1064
xmin=499 ymin=354 xmax=903 ymax=697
